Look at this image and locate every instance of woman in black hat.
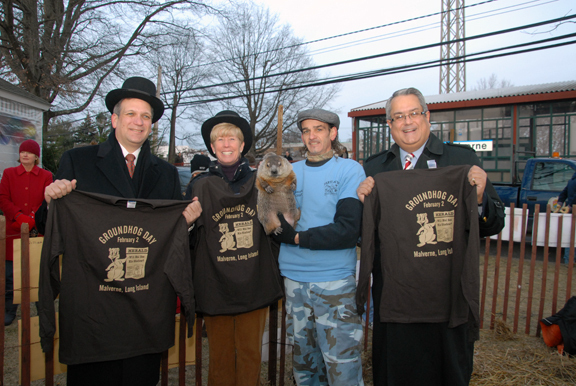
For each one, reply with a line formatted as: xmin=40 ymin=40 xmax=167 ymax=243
xmin=188 ymin=111 xmax=283 ymax=386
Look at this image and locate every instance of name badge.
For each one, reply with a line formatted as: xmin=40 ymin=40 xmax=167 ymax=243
xmin=127 ymin=201 xmax=137 ymax=209
xmin=427 ymin=160 xmax=437 ymax=169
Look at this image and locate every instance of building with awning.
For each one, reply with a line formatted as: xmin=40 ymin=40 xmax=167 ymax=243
xmin=349 ymin=80 xmax=576 ymax=183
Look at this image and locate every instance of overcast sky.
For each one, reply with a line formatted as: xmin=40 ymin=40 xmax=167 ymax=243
xmin=258 ymin=0 xmax=576 ymax=141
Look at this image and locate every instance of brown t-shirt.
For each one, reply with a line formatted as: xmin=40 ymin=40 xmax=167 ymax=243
xmin=191 ymin=172 xmax=284 ymax=316
xmin=357 ymin=165 xmax=480 ymax=329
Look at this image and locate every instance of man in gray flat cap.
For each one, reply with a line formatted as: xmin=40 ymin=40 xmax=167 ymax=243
xmin=272 ymin=108 xmax=366 ymax=385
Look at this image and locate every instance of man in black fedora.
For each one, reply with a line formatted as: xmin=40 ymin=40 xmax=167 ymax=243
xmin=36 ymin=76 xmax=202 ymax=386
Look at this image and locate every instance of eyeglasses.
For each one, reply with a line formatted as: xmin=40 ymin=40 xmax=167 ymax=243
xmin=389 ymin=111 xmax=427 ymax=123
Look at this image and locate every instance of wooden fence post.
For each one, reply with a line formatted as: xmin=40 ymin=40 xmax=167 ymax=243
xmin=480 ymin=237 xmax=490 ymax=329
xmin=279 ymin=299 xmax=287 ymax=386
xmin=536 ymin=205 xmax=553 ymax=337
xmin=20 ymin=224 xmax=31 ymax=386
xmin=490 ymin=233 xmax=503 ymax=329
xmin=525 ymin=204 xmax=540 ymax=335
xmin=0 ymin=216 xmax=5 ymax=386
xmin=268 ymin=302 xmax=278 ymax=385
xmin=512 ymin=204 xmax=528 ymax=333
xmin=552 ymin=217 xmax=563 ymax=315
xmin=178 ymin=313 xmax=187 ymax=385
xmin=195 ymin=316 xmax=203 ymax=386
xmin=566 ymin=206 xmax=576 ymax=302
xmin=502 ymin=203 xmax=515 ymax=322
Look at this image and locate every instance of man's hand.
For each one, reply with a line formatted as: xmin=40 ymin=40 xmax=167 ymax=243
xmin=356 ymin=177 xmax=374 ymax=204
xmin=271 ymin=213 xmax=298 ymax=245
xmin=468 ymin=166 xmax=487 ymax=204
xmin=45 ymin=179 xmax=77 ymax=204
xmin=553 ymin=203 xmax=563 ymax=213
xmin=183 ymin=197 xmax=202 ymax=226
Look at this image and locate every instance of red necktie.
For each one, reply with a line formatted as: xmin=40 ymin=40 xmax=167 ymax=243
xmin=126 ymin=154 xmax=135 ymax=178
xmin=404 ymin=153 xmax=415 ymax=170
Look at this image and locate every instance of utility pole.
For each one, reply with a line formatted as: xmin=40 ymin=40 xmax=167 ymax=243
xmin=276 ymin=105 xmax=283 ymax=155
xmin=439 ymin=0 xmax=466 ymax=94
xmin=153 ymin=65 xmax=162 ymax=146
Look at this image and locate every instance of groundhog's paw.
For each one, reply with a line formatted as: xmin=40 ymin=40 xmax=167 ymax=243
xmin=265 ymin=186 xmax=274 ymax=194
xmin=273 ymin=226 xmax=283 ymax=235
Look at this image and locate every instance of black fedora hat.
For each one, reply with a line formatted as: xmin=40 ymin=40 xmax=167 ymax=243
xmin=105 ymin=77 xmax=165 ymax=123
xmin=201 ymin=110 xmax=253 ymax=157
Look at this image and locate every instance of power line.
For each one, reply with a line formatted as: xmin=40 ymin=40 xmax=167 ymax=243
xmin=182 ymin=0 xmax=502 ymax=70
xmin=305 ymin=0 xmax=554 ymax=58
xmin=179 ymin=32 xmax=576 ymax=105
xmin=175 ymin=14 xmax=576 ymax=98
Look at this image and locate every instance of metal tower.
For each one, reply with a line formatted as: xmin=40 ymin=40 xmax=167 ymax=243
xmin=439 ymin=0 xmax=466 ymax=94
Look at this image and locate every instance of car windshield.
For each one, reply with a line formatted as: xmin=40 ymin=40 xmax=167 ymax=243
xmin=176 ymin=166 xmax=192 ymax=195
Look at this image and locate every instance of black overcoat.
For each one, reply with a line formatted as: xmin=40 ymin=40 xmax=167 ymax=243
xmin=37 ymin=130 xmax=181 ymax=233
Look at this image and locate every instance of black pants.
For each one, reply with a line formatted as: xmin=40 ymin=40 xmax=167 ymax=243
xmin=67 ymin=353 xmax=161 ymax=386
xmin=372 ymin=257 xmax=474 ymax=386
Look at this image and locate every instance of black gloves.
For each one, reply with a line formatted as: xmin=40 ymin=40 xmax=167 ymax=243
xmin=271 ymin=213 xmax=298 ymax=245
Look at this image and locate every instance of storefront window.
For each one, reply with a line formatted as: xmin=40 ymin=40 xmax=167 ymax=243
xmin=552 ymin=101 xmax=576 ymax=114
xmin=455 ymin=109 xmax=481 ymax=121
xmin=483 ymin=107 xmax=510 ymax=119
xmin=430 ymin=111 xmax=454 ymax=122
xmin=518 ymin=104 xmax=535 ymax=117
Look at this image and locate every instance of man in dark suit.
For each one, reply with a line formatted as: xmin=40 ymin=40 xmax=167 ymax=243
xmin=357 ymin=87 xmax=505 ymax=386
xmin=37 ymin=77 xmax=201 ymax=386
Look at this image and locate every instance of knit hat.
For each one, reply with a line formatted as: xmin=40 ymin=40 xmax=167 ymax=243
xmin=190 ymin=154 xmax=211 ymax=173
xmin=19 ymin=139 xmax=40 ymax=157
xmin=297 ymin=108 xmax=340 ymax=131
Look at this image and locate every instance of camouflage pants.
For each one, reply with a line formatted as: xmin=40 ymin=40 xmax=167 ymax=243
xmin=285 ymin=276 xmax=364 ymax=386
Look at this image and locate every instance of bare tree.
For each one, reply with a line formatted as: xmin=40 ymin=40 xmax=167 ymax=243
xmin=0 ymin=0 xmax=215 ymax=135
xmin=207 ymin=2 xmax=339 ymax=156
xmin=147 ymin=25 xmax=210 ymax=162
xmin=474 ymin=73 xmax=514 ymax=90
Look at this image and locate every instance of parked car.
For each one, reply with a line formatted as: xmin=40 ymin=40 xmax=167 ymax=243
xmin=493 ymin=157 xmax=576 ymax=217
xmin=176 ymin=166 xmax=192 ymax=197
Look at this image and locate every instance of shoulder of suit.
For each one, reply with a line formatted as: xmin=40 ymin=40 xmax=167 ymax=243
xmin=444 ymin=142 xmax=477 ymax=154
xmin=65 ymin=144 xmax=100 ymax=158
xmin=365 ymin=149 xmax=392 ymax=164
xmin=152 ymin=153 xmax=177 ymax=170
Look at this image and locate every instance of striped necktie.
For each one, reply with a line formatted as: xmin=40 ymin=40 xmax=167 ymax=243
xmin=404 ymin=153 xmax=415 ymax=170
xmin=126 ymin=154 xmax=135 ymax=178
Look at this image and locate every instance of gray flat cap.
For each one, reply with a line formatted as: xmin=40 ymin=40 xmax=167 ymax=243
xmin=297 ymin=108 xmax=339 ymax=131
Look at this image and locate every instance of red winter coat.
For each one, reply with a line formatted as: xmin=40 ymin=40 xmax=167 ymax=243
xmin=0 ymin=164 xmax=53 ymax=261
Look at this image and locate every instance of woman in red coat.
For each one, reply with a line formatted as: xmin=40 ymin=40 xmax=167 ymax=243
xmin=0 ymin=139 xmax=53 ymax=326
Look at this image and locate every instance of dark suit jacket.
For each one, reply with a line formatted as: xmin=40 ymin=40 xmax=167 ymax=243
xmin=37 ymin=130 xmax=181 ymax=233
xmin=364 ymin=132 xmax=504 ymax=237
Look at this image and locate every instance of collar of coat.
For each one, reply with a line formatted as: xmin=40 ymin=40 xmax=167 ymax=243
xmin=381 ymin=132 xmax=444 ymax=164
xmin=16 ymin=164 xmax=40 ymax=176
xmin=208 ymin=158 xmax=251 ymax=183
xmin=95 ymin=130 xmax=163 ymax=198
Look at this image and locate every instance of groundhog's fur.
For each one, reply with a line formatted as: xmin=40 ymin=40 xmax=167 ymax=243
xmin=256 ymin=153 xmax=301 ymax=235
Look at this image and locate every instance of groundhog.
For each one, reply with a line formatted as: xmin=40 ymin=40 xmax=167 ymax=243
xmin=256 ymin=153 xmax=301 ymax=235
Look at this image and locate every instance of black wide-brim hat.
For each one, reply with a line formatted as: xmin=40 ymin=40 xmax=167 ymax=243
xmin=105 ymin=77 xmax=165 ymax=123
xmin=201 ymin=110 xmax=253 ymax=157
